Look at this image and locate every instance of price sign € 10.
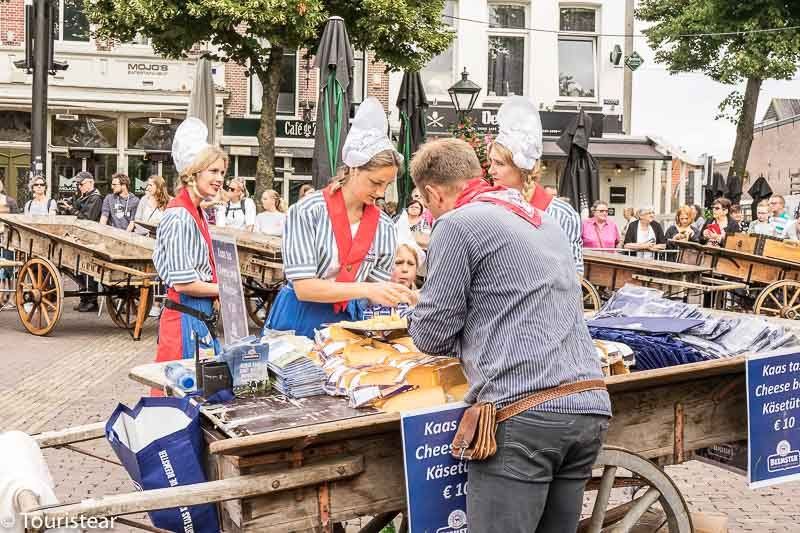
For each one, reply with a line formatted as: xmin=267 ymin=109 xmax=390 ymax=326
xmin=746 ymin=349 xmax=800 ymax=488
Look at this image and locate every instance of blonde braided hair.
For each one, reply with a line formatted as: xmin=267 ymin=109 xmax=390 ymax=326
xmin=489 ymin=142 xmax=540 ymax=202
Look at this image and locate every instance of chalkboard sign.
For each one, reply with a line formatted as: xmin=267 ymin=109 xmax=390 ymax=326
xmin=211 ymin=235 xmax=249 ymax=347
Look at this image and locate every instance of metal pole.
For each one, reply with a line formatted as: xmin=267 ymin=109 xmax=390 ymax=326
xmin=30 ymin=0 xmax=50 ymax=188
xmin=623 ymin=0 xmax=634 ymax=135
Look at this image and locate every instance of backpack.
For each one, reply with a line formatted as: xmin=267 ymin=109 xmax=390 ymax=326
xmin=224 ymin=200 xmax=250 ymax=223
xmin=25 ymin=198 xmax=56 ymax=214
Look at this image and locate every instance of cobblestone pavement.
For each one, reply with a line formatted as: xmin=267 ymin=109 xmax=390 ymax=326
xmin=2 ymin=306 xmax=800 ymax=532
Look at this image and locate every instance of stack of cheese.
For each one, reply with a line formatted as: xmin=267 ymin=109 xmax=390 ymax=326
xmin=311 ymin=325 xmax=468 ymax=413
xmin=594 ymin=340 xmax=634 ymax=376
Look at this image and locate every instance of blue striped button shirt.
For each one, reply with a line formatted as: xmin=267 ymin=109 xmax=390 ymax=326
xmin=546 ymin=198 xmax=584 ymax=275
xmin=409 ymin=202 xmax=612 ymax=416
xmin=283 ymin=192 xmax=397 ymax=282
xmin=153 ymin=207 xmax=215 ymax=287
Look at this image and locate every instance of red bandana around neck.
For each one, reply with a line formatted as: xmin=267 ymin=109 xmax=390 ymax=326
xmin=168 ymin=187 xmax=218 ymax=283
xmin=323 ymin=186 xmax=381 ymax=313
xmin=529 ymin=182 xmax=553 ymax=212
xmin=454 ymin=178 xmax=542 ymax=227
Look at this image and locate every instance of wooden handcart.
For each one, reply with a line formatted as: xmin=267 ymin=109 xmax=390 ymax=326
xmin=138 ymin=221 xmax=285 ymax=328
xmin=0 ymin=214 xmax=157 ymax=339
xmin=580 ymin=250 xmax=739 ymax=312
xmin=24 ymin=312 xmax=800 ymax=533
xmin=674 ymin=238 xmax=800 ymax=320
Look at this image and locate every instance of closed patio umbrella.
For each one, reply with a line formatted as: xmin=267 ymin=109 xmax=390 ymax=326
xmin=557 ymin=110 xmax=599 ymax=215
xmin=187 ymin=56 xmax=216 ymax=143
xmin=396 ymin=71 xmax=428 ymax=207
xmin=311 ymin=16 xmax=354 ymax=189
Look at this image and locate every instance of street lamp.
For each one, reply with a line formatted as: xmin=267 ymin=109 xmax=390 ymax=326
xmin=448 ymin=68 xmax=482 ymax=120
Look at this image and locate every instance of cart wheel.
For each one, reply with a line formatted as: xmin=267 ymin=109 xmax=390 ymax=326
xmin=245 ymin=285 xmax=279 ymax=328
xmin=754 ymin=280 xmax=800 ymax=320
xmin=107 ymin=289 xmax=154 ymax=330
xmin=581 ymin=277 xmax=602 ymax=312
xmin=15 ymin=257 xmax=63 ymax=336
xmin=579 ymin=446 xmax=693 ymax=533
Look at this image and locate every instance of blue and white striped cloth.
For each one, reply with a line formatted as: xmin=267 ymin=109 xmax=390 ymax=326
xmin=409 ymin=202 xmax=611 ymax=416
xmin=283 ymin=191 xmax=397 ymax=282
xmin=153 ymin=207 xmax=214 ymax=287
xmin=546 ymin=197 xmax=584 ymax=275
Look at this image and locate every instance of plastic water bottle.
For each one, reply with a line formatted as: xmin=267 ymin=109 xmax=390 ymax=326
xmin=164 ymin=362 xmax=196 ymax=391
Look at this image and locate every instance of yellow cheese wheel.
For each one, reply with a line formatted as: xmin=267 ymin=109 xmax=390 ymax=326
xmin=392 ymin=337 xmax=418 ymax=351
xmin=356 ymin=366 xmax=402 ymax=386
xmin=379 ymin=386 xmax=448 ymax=413
xmin=327 ymin=326 xmax=363 ymax=341
xmin=344 ymin=344 xmax=391 ymax=367
xmin=446 ymin=383 xmax=469 ymax=401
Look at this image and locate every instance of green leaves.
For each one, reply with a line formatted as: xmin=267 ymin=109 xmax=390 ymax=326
xmin=84 ymin=0 xmax=452 ymax=74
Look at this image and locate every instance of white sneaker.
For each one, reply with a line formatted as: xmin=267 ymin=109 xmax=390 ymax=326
xmin=149 ymin=306 xmax=162 ymax=318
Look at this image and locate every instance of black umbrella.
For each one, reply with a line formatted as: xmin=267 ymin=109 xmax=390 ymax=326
xmin=726 ymin=174 xmax=743 ymax=204
xmin=311 ymin=16 xmax=354 ymax=189
xmin=747 ymin=175 xmax=773 ymax=219
xmin=557 ymin=110 xmax=599 ymax=213
xmin=396 ymin=71 xmax=428 ymax=207
xmin=704 ymin=172 xmax=727 ymax=207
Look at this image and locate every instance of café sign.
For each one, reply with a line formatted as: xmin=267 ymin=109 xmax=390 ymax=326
xmin=425 ymin=105 xmax=605 ymax=138
xmin=128 ymin=63 xmax=170 ymax=77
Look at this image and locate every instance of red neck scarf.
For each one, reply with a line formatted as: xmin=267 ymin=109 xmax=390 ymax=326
xmin=168 ymin=187 xmax=217 ymax=283
xmin=529 ymin=182 xmax=553 ymax=212
xmin=323 ymin=186 xmax=380 ymax=313
xmin=454 ymin=178 xmax=542 ymax=227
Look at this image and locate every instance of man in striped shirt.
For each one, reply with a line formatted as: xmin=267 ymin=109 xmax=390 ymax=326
xmin=408 ymin=138 xmax=611 ymax=533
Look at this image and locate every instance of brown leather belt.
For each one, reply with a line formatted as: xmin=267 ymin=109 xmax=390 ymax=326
xmin=496 ymin=379 xmax=608 ymax=423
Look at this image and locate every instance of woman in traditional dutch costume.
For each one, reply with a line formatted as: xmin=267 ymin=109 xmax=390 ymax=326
xmin=265 ymin=98 xmax=415 ymax=338
xmin=153 ymin=118 xmax=226 ymax=363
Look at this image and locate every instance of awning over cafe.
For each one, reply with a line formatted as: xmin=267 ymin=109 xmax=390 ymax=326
xmin=542 ymin=137 xmax=669 ymax=160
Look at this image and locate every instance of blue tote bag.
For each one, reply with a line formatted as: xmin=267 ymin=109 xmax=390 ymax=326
xmin=105 ymin=396 xmax=220 ymax=533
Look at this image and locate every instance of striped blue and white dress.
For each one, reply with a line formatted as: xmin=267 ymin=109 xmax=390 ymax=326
xmin=265 ymin=191 xmax=398 ymax=337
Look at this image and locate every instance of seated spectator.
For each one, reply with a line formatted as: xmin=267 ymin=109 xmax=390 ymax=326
xmin=699 ymin=197 xmax=739 ymax=246
xmin=623 ymin=206 xmax=666 ymax=259
xmin=729 ymin=204 xmax=748 ymax=232
xmin=769 ymin=195 xmax=791 ymax=236
xmin=581 ymin=200 xmax=620 ymax=250
xmin=749 ymin=201 xmax=777 ymax=237
xmin=665 ymin=205 xmax=698 ymax=246
xmin=254 ymin=189 xmax=287 ymax=236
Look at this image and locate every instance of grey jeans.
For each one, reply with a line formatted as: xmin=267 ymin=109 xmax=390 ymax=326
xmin=467 ymin=410 xmax=609 ymax=533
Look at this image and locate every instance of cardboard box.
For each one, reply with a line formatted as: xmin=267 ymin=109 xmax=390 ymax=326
xmin=691 ymin=512 xmax=728 ymax=533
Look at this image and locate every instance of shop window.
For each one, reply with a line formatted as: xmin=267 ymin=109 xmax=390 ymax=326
xmin=487 ymin=3 xmax=526 ymax=97
xmin=0 ymin=111 xmax=32 ymax=143
xmin=52 ymin=114 xmax=117 ymax=148
xmin=236 ymin=156 xmax=258 ymax=178
xmin=52 ymin=154 xmax=83 ymax=196
xmin=250 ymin=50 xmax=298 ymax=116
xmin=421 ymin=0 xmax=458 ymax=99
xmin=88 ymin=154 xmax=117 ymax=194
xmin=292 ymin=158 xmax=312 ymax=176
xmin=59 ymin=0 xmax=90 ymax=42
xmin=127 ymin=156 xmax=159 ymax=194
xmin=558 ymin=7 xmax=598 ymax=100
xmin=128 ymin=118 xmax=178 ymax=151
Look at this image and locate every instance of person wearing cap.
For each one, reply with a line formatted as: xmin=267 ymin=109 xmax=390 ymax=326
xmin=264 ymin=97 xmax=416 ymax=338
xmin=487 ymin=96 xmax=584 ymax=275
xmin=408 ymin=138 xmax=610 ymax=533
xmin=59 ymin=171 xmax=103 ymax=311
xmin=152 ymin=118 xmax=225 ymax=366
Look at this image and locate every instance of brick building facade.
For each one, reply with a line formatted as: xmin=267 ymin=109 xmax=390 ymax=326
xmin=746 ymin=98 xmax=800 ymax=197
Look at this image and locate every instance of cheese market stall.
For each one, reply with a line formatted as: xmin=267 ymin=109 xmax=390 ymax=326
xmin=21 ymin=308 xmax=800 ymax=533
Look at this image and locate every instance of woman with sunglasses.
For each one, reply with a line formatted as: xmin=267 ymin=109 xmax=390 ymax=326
xmin=23 ymin=179 xmax=57 ymax=215
xmin=265 ymin=98 xmax=415 ymax=338
xmin=623 ymin=207 xmax=667 ymax=259
xmin=216 ymin=177 xmax=256 ymax=231
xmin=700 ymin=198 xmax=739 ymax=246
xmin=152 ymin=118 xmax=226 ymax=368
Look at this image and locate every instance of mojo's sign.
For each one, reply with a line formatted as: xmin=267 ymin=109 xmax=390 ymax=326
xmin=128 ymin=63 xmax=170 ymax=76
xmin=425 ymin=105 xmax=605 ymax=138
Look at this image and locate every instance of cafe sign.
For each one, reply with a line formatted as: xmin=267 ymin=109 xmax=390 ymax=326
xmin=278 ymin=119 xmax=316 ymax=139
xmin=425 ymin=105 xmax=605 ymax=138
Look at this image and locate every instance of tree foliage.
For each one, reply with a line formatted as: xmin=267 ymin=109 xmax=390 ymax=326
xmin=84 ymin=0 xmax=452 ymax=191
xmin=636 ymin=0 xmax=800 ymax=179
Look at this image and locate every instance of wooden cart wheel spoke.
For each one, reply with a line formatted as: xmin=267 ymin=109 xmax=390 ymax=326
xmin=789 ymin=287 xmax=800 ymax=309
xmin=15 ymin=257 xmax=63 ymax=336
xmin=580 ymin=277 xmax=601 ymax=313
xmin=585 ymin=465 xmax=617 ymax=533
xmin=579 ymin=447 xmax=692 ymax=533
xmin=759 ymin=306 xmax=782 ymax=314
xmin=769 ymin=293 xmax=783 ymax=308
xmin=106 ymin=290 xmax=153 ymax=331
